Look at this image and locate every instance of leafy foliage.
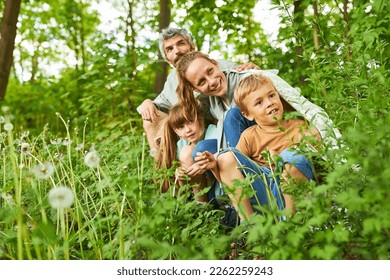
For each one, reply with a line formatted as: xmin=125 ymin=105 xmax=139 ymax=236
xmin=0 ymin=0 xmax=389 ymax=260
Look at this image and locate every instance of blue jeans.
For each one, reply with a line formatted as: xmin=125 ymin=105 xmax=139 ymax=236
xmin=192 ymin=107 xmax=255 ymax=156
xmin=218 ymin=148 xmax=314 ymax=211
xmin=192 ymin=139 xmax=218 ymax=158
xmin=224 ymin=107 xmax=256 ymax=147
xmin=190 ymin=139 xmax=219 ymax=202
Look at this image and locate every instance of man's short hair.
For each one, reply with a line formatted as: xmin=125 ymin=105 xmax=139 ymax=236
xmin=158 ymin=27 xmax=195 ymax=61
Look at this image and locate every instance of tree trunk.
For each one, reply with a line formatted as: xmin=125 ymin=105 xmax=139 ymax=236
xmin=153 ymin=0 xmax=170 ymax=94
xmin=313 ymin=1 xmax=320 ymax=50
xmin=293 ymin=0 xmax=306 ymax=85
xmin=125 ymin=0 xmax=137 ymax=112
xmin=341 ymin=0 xmax=351 ymax=60
xmin=0 ymin=0 xmax=22 ymax=99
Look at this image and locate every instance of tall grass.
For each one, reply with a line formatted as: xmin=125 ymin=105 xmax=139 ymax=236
xmin=0 ymin=110 xmax=233 ymax=260
xmin=1 ymin=100 xmax=388 ymax=259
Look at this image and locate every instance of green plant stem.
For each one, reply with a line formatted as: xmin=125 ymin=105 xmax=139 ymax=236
xmin=6 ymin=125 xmax=23 ymax=259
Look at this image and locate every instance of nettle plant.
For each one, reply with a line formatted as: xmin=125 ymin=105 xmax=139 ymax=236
xmin=0 ymin=108 xmax=138 ymax=259
xmin=0 ymin=107 xmax=232 ymax=260
xmin=1 ymin=90 xmax=388 ymax=260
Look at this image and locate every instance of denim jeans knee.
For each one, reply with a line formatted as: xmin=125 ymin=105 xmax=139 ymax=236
xmin=224 ymin=107 xmax=256 ymax=148
xmin=279 ymin=149 xmax=314 ymax=180
xmin=192 ymin=139 xmax=218 ymax=159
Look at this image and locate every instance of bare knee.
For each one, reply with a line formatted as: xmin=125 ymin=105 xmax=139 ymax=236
xmin=217 ymin=151 xmax=237 ymax=171
xmin=179 ymin=146 xmax=195 ymax=166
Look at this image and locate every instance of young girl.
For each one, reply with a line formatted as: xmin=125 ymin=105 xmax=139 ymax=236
xmin=155 ymin=102 xmax=217 ymax=202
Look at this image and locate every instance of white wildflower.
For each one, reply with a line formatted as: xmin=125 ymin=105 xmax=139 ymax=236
xmin=50 ymin=138 xmax=62 ymax=145
xmin=21 ymin=131 xmax=30 ymax=139
xmin=48 ymin=186 xmax=74 ymax=209
xmin=32 ymin=162 xmax=55 ymax=179
xmin=1 ymin=193 xmax=13 ymax=204
xmin=4 ymin=123 xmax=13 ymax=131
xmin=62 ymin=137 xmax=73 ymax=146
xmin=1 ymin=106 xmax=9 ymax=113
xmin=84 ymin=150 xmax=100 ymax=168
xmin=75 ymin=143 xmax=84 ymax=151
xmin=54 ymin=152 xmax=64 ymax=160
xmin=21 ymin=142 xmax=30 ymax=154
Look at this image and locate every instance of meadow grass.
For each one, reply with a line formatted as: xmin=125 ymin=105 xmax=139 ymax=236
xmin=0 ymin=105 xmax=389 ymax=260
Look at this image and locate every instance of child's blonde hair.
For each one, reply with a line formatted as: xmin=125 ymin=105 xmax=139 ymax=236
xmin=156 ymin=102 xmax=203 ymax=192
xmin=234 ymin=73 xmax=275 ymax=116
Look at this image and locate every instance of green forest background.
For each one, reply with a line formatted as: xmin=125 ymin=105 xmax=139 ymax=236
xmin=0 ymin=0 xmax=389 ymax=260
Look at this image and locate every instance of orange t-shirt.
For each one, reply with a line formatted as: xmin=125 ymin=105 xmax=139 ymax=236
xmin=236 ymin=119 xmax=320 ymax=166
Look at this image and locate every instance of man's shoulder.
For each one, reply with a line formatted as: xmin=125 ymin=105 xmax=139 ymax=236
xmin=215 ymin=59 xmax=237 ymax=71
xmin=166 ymin=68 xmax=177 ymax=81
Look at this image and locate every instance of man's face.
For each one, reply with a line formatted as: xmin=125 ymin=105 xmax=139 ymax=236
xmin=243 ymin=81 xmax=284 ymax=127
xmin=164 ymin=35 xmax=194 ymax=67
xmin=184 ymin=57 xmax=227 ymax=97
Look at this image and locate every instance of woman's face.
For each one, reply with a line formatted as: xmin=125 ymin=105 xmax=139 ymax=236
xmin=173 ymin=120 xmax=203 ymax=144
xmin=184 ymin=57 xmax=227 ymax=97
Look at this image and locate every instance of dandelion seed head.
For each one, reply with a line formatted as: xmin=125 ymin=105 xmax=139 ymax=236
xmin=84 ymin=150 xmax=100 ymax=168
xmin=54 ymin=152 xmax=64 ymax=160
xmin=21 ymin=142 xmax=30 ymax=154
xmin=75 ymin=143 xmax=84 ymax=151
xmin=1 ymin=193 xmax=13 ymax=204
xmin=32 ymin=162 xmax=54 ymax=179
xmin=48 ymin=186 xmax=74 ymax=209
xmin=1 ymin=106 xmax=9 ymax=113
xmin=50 ymin=138 xmax=62 ymax=145
xmin=4 ymin=123 xmax=13 ymax=131
xmin=62 ymin=137 xmax=73 ymax=146
xmin=21 ymin=131 xmax=30 ymax=139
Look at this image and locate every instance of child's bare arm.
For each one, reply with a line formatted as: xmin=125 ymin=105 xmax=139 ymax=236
xmin=195 ymin=151 xmax=221 ymax=181
xmin=185 ymin=151 xmax=219 ymax=178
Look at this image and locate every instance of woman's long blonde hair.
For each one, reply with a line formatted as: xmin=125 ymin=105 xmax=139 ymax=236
xmin=176 ymin=51 xmax=218 ymax=122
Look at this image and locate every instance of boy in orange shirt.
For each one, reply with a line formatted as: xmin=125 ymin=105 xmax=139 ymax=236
xmin=196 ymin=73 xmax=322 ymax=221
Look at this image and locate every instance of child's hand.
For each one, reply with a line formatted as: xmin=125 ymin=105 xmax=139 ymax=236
xmin=175 ymin=166 xmax=189 ymax=181
xmin=184 ymin=161 xmax=205 ymax=177
xmin=195 ymin=151 xmax=217 ymax=170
